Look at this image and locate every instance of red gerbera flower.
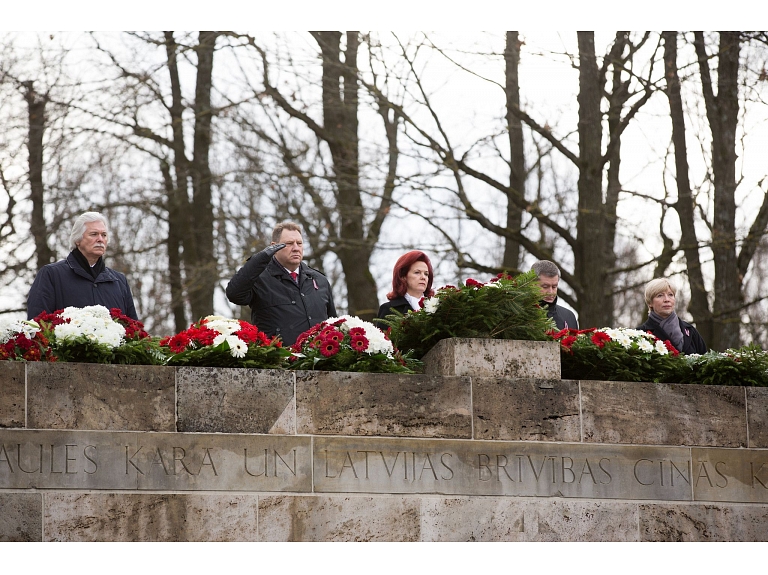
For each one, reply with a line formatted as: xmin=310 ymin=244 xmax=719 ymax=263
xmin=350 ymin=335 xmax=369 ymax=352
xmin=349 ymin=327 xmax=366 ymax=337
xmin=320 ymin=340 xmax=340 ymax=357
xmin=324 ymin=330 xmax=344 ymax=344
xmin=167 ymin=333 xmax=191 ymax=353
xmin=561 ymin=335 xmax=578 ymax=349
xmin=465 ymin=278 xmax=485 ymax=288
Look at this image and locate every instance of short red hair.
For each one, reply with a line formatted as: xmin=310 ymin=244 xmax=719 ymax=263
xmin=387 ymin=251 xmax=435 ymax=300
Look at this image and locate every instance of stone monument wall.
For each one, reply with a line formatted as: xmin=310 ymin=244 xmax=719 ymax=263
xmin=1 ymin=339 xmax=767 ymax=541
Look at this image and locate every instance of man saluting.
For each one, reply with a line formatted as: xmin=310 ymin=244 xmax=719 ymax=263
xmin=226 ymin=221 xmax=336 ymax=346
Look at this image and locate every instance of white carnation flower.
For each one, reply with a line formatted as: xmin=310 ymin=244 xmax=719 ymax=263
xmin=423 ymin=297 xmax=439 ymax=314
xmin=0 ymin=318 xmax=40 ymax=343
xmin=55 ymin=306 xmax=125 ymax=348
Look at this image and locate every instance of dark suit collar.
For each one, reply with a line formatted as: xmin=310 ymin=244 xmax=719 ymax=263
xmin=66 ymin=252 xmax=114 ymax=282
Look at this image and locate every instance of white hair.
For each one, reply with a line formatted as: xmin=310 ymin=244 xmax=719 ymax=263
xmin=69 ymin=212 xmax=109 ymax=249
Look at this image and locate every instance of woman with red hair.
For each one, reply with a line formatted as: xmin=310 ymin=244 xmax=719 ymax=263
xmin=377 ymin=251 xmax=435 ymax=319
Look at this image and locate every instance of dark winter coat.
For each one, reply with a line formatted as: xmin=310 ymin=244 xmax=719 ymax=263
xmin=542 ymin=297 xmax=579 ymax=330
xmin=27 ymin=251 xmax=138 ymax=320
xmin=637 ymin=315 xmax=707 ymax=355
xmin=225 ymin=252 xmax=336 ymax=346
xmin=376 ymin=296 xmax=411 ymax=320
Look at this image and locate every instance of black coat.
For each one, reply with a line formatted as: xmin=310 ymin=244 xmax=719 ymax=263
xmin=226 ymin=252 xmax=336 ymax=346
xmin=637 ymin=315 xmax=707 ymax=355
xmin=376 ymin=296 xmax=412 ymax=320
xmin=27 ymin=252 xmax=138 ymax=320
xmin=542 ymin=297 xmax=579 ymax=330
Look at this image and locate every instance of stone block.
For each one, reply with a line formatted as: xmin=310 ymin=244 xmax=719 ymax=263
xmin=639 ymin=503 xmax=768 ymax=541
xmin=0 ymin=493 xmax=42 ymax=541
xmin=420 ymin=498 xmax=638 ymax=541
xmin=44 ymin=493 xmax=259 ymax=541
xmin=473 ymin=377 xmax=580 ymax=441
xmin=296 ymin=371 xmax=471 ymax=438
xmin=259 ymin=495 xmax=421 ymax=541
xmin=422 ymin=338 xmax=560 ymax=378
xmin=177 ymin=368 xmax=294 ymax=434
xmin=313 ymin=436 xmax=693 ymax=501
xmin=26 ymin=363 xmax=175 ymax=431
xmin=691 ymin=447 xmax=768 ymax=504
xmin=747 ymin=387 xmax=768 ymax=448
xmin=0 ymin=362 xmax=24 ymax=428
xmin=581 ymin=380 xmax=746 ymax=447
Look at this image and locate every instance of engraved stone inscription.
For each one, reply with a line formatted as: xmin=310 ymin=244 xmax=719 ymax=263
xmin=313 ymin=437 xmax=694 ymax=500
xmin=692 ymin=447 xmax=768 ymax=503
xmin=0 ymin=430 xmax=311 ymax=492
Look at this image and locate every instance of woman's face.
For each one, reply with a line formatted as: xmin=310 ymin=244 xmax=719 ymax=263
xmin=650 ymin=288 xmax=676 ymax=318
xmin=405 ymin=261 xmax=430 ymax=296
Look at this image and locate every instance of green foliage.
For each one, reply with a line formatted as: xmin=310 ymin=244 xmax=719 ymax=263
xmin=380 ymin=271 xmax=555 ymax=359
xmin=678 ymin=344 xmax=768 ymax=387
xmin=289 ymin=348 xmax=420 ymax=373
xmin=164 ymin=339 xmax=291 ymax=368
xmin=53 ymin=336 xmax=166 ymax=365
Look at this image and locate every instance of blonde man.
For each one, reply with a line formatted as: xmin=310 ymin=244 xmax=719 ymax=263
xmin=637 ymin=278 xmax=707 ymax=355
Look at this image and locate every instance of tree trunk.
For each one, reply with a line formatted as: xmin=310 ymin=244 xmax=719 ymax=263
xmin=694 ymin=31 xmax=741 ymax=349
xmin=575 ymin=32 xmax=610 ymax=328
xmin=188 ymin=30 xmax=219 ymax=321
xmin=662 ymin=31 xmax=713 ymax=344
xmin=503 ymin=31 xmax=524 ymax=272
xmin=163 ymin=31 xmax=193 ymax=330
xmin=312 ymin=31 xmax=379 ymax=319
xmin=23 ymin=81 xmax=55 ymax=270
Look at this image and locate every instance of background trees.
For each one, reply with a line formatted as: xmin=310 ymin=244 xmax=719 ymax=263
xmin=2 ymin=31 xmax=768 ymax=350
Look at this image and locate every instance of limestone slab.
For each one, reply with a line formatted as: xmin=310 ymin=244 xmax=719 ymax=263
xmin=44 ymin=493 xmax=259 ymax=541
xmin=691 ymin=447 xmax=768 ymax=503
xmin=26 ymin=363 xmax=175 ymax=431
xmin=581 ymin=380 xmax=747 ymax=447
xmin=639 ymin=502 xmax=768 ymax=541
xmin=473 ymin=377 xmax=580 ymax=441
xmin=259 ymin=495 xmax=421 ymax=541
xmin=420 ymin=498 xmax=638 ymax=542
xmin=0 ymin=362 xmax=24 ymax=428
xmin=422 ymin=338 xmax=560 ymax=378
xmin=0 ymin=429 xmax=138 ymax=490
xmin=177 ymin=368 xmax=295 ymax=434
xmin=0 ymin=493 xmax=42 ymax=541
xmin=295 ymin=371 xmax=471 ymax=438
xmin=132 ymin=432 xmax=311 ymax=492
xmin=313 ymin=436 xmax=693 ymax=500
xmin=747 ymin=387 xmax=768 ymax=448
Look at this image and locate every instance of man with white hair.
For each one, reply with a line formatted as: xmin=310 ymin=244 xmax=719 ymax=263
xmin=27 ymin=211 xmax=138 ymax=320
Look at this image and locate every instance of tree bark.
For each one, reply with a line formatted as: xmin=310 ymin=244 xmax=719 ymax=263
xmin=694 ymin=31 xmax=741 ymax=349
xmin=188 ymin=30 xmax=219 ymax=321
xmin=575 ymin=32 xmax=611 ymax=328
xmin=311 ymin=31 xmax=379 ymax=319
xmin=23 ymin=81 xmax=55 ymax=270
xmin=662 ymin=31 xmax=713 ymax=344
xmin=163 ymin=31 xmax=194 ymax=330
xmin=503 ymin=31 xmax=524 ymax=272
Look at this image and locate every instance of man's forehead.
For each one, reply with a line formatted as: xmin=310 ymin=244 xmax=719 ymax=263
xmin=279 ymin=230 xmax=303 ymax=242
xmin=538 ymin=275 xmax=558 ymax=283
xmin=85 ymin=222 xmax=107 ymax=232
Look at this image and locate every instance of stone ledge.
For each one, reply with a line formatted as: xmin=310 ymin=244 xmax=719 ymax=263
xmin=26 ymin=363 xmax=175 ymax=432
xmin=0 ymin=363 xmax=24 ymax=428
xmin=295 ymin=371 xmax=472 ymax=438
xmin=422 ymin=338 xmax=560 ymax=378
xmin=177 ymin=368 xmax=294 ymax=434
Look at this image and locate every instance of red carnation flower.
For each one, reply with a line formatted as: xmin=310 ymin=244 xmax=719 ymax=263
xmin=663 ymin=340 xmax=680 ymax=356
xmin=591 ymin=331 xmax=611 ymax=349
xmin=465 ymin=278 xmax=485 ymax=288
